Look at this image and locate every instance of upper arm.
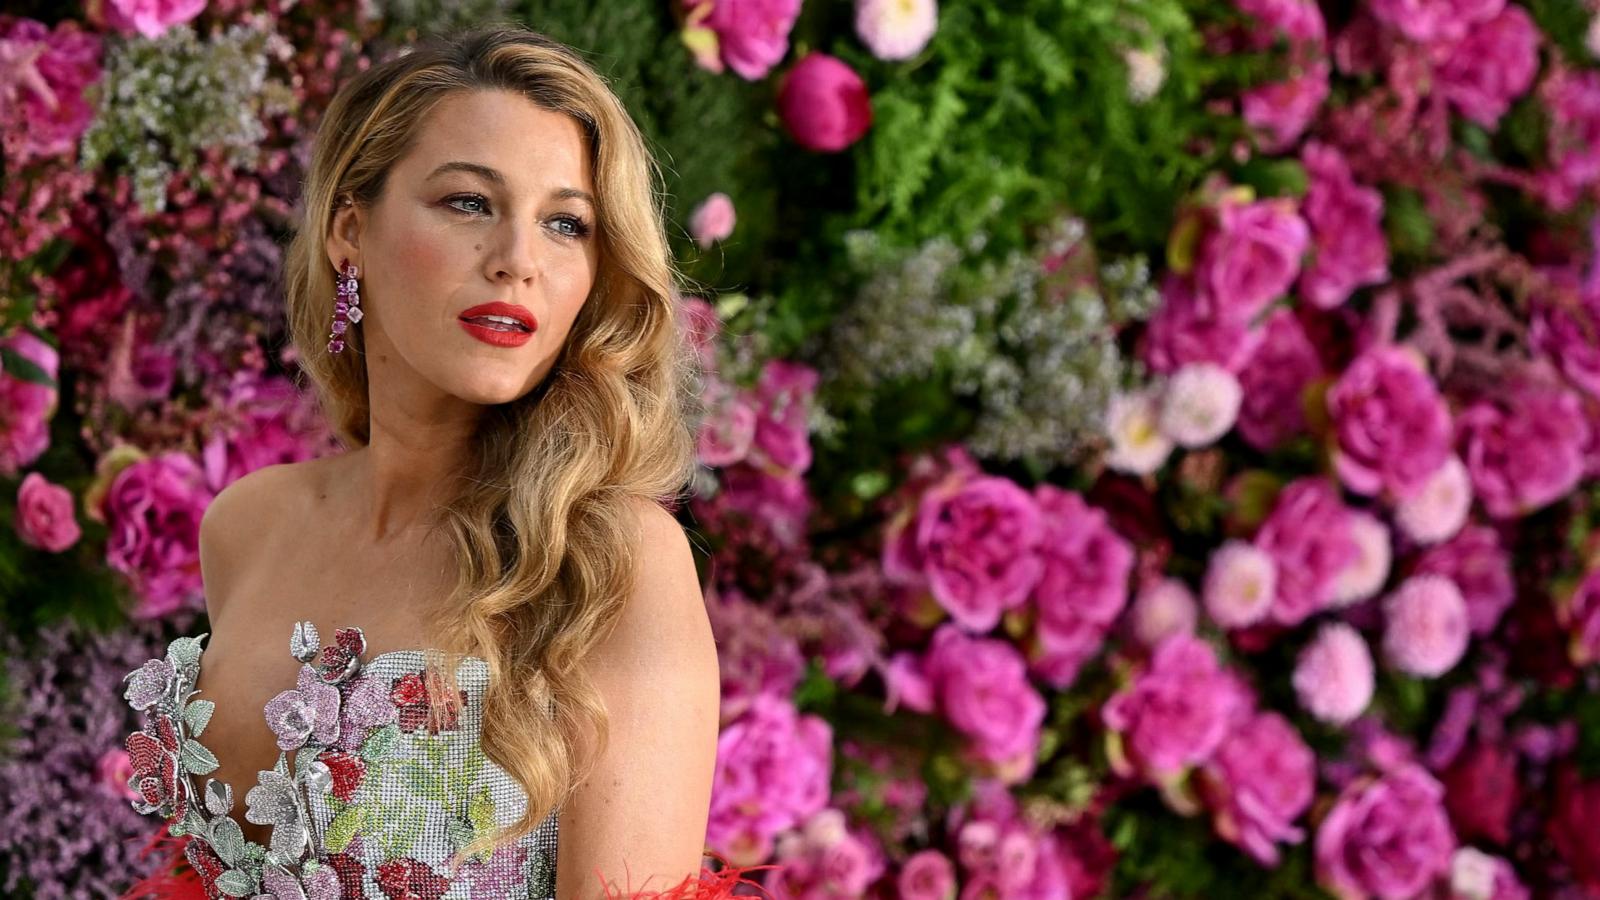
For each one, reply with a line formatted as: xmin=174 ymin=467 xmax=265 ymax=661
xmin=198 ymin=464 xmax=285 ymax=626
xmin=555 ymin=498 xmax=721 ymax=900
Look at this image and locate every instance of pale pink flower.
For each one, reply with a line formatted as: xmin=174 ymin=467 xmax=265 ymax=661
xmin=1294 ymin=622 xmax=1375 ymax=725
xmin=855 ymin=0 xmax=938 ymax=61
xmin=1382 ymin=574 xmax=1470 ymax=677
xmin=1204 ymin=540 xmax=1278 ymax=628
xmin=689 ymin=192 xmax=737 ymax=247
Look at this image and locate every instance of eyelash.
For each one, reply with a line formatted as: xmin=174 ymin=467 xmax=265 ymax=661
xmin=443 ymin=193 xmax=593 ymax=239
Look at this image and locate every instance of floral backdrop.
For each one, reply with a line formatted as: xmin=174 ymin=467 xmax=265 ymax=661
xmin=2 ymin=0 xmax=1599 ymax=897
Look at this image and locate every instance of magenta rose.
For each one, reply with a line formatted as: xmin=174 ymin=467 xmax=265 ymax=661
xmin=707 ymin=589 xmax=806 ymax=723
xmin=1254 ymin=478 xmax=1361 ymax=625
xmin=705 ymin=694 xmax=833 ymax=866
xmin=0 ymin=330 xmax=60 ymax=476
xmin=1193 ymin=195 xmax=1310 ymax=324
xmin=776 ymin=52 xmax=873 ymax=152
xmin=697 ymin=376 xmax=758 ymax=467
xmin=1237 ymin=308 xmax=1323 ymax=450
xmin=1413 ymin=523 xmax=1514 ymax=637
xmin=1102 ymin=634 xmax=1249 ymax=780
xmin=1242 ymin=59 xmax=1331 ymax=153
xmin=708 ymin=462 xmax=813 ymax=548
xmin=1560 ymin=567 xmax=1600 ymax=666
xmin=1529 ymin=291 xmax=1600 ymax=401
xmin=101 ymin=0 xmax=206 ymax=39
xmin=1298 ymin=141 xmax=1389 ymax=309
xmin=1326 ymin=345 xmax=1454 ymax=499
xmin=1549 ymin=765 xmax=1600 ymax=893
xmin=1199 ymin=711 xmax=1315 ymax=867
xmin=1367 ymin=0 xmax=1503 ymax=43
xmin=14 ymin=471 xmax=80 ymax=552
xmin=1434 ymin=5 xmax=1539 ymax=129
xmin=1141 ymin=273 xmax=1267 ymax=375
xmin=1457 ymin=380 xmax=1591 ymax=518
xmin=1440 ymin=742 xmax=1518 ymax=846
xmin=699 ymin=0 xmax=802 ymax=80
xmin=1315 ymin=763 xmax=1456 ymax=900
xmin=897 ymin=849 xmax=955 ymax=900
xmin=102 ymin=451 xmax=215 ymax=618
xmin=891 ymin=473 xmax=1045 ymax=633
xmin=925 ymin=624 xmax=1046 ymax=780
xmin=1030 ymin=485 xmax=1134 ymax=635
xmin=0 ymin=18 xmax=101 ymax=165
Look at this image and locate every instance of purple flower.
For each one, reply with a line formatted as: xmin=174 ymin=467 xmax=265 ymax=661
xmin=1434 ymin=6 xmax=1540 ymax=129
xmin=0 ymin=18 xmax=102 ymax=165
xmin=1254 ymin=478 xmax=1361 ymax=625
xmin=263 ymin=664 xmax=344 ymax=752
xmin=100 ymin=450 xmax=215 ymax=619
xmin=1327 ymin=345 xmax=1453 ymax=499
xmin=706 ymin=694 xmax=832 ymax=866
xmin=1298 ymin=142 xmax=1389 ymax=309
xmin=1315 ymin=763 xmax=1456 ymax=900
xmin=926 ymin=624 xmax=1046 ymax=781
xmin=1457 ymin=381 xmax=1591 ymax=518
xmin=1141 ymin=273 xmax=1267 ymax=375
xmin=886 ymin=473 xmax=1044 ymax=633
xmin=1193 ymin=195 xmax=1310 ymax=325
xmin=1237 ymin=308 xmax=1323 ymax=449
xmin=1382 ymin=574 xmax=1470 ymax=678
xmin=1413 ymin=523 xmax=1514 ymax=637
xmin=1294 ymin=622 xmax=1375 ymax=725
xmin=329 ymin=672 xmax=398 ymax=752
xmin=1102 ymin=635 xmax=1248 ymax=780
xmin=747 ymin=359 xmax=818 ymax=476
xmin=1199 ymin=711 xmax=1315 ymax=867
xmin=707 ymin=588 xmax=805 ymax=723
xmin=0 ymin=330 xmax=60 ymax=476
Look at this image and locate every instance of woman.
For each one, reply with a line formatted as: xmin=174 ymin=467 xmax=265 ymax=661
xmin=119 ymin=22 xmax=764 ymax=899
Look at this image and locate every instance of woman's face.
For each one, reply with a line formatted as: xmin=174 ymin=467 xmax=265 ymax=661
xmin=325 ymin=88 xmax=600 ymax=408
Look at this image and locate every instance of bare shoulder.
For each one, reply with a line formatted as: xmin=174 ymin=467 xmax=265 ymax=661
xmin=198 ymin=460 xmax=318 ymax=625
xmin=617 ymin=497 xmax=708 ymax=637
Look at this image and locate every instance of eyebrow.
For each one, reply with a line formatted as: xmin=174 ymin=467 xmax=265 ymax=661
xmin=425 ymin=160 xmax=595 ymax=206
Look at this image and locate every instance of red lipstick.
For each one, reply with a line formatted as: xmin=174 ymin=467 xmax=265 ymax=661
xmin=458 ymin=301 xmax=536 ymax=348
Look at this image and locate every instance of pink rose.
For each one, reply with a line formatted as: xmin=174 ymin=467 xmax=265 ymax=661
xmin=1326 ymin=345 xmax=1454 ymax=499
xmin=887 ymin=473 xmax=1044 ymax=633
xmin=1199 ymin=711 xmax=1316 ymax=866
xmin=0 ymin=330 xmax=60 ymax=475
xmin=96 ymin=747 xmax=139 ymax=800
xmin=697 ymin=376 xmax=758 ymax=467
xmin=696 ymin=0 xmax=802 ymax=80
xmin=777 ymin=52 xmax=873 ymax=152
xmin=1457 ymin=380 xmax=1591 ymax=518
xmin=1530 ymin=290 xmax=1600 ymax=401
xmin=101 ymin=450 xmax=215 ymax=618
xmin=15 ymin=471 xmax=80 ymax=552
xmin=747 ymin=359 xmax=818 ymax=475
xmin=1029 ymin=485 xmax=1134 ymax=639
xmin=1434 ymin=5 xmax=1539 ymax=129
xmin=706 ymin=694 xmax=833 ymax=866
xmin=1141 ymin=273 xmax=1267 ymax=375
xmin=926 ymin=624 xmax=1046 ymax=779
xmin=689 ymin=191 xmax=736 ymax=247
xmin=1368 ymin=0 xmax=1503 ymax=43
xmin=1254 ymin=478 xmax=1361 ymax=625
xmin=706 ymin=589 xmax=805 ymax=723
xmin=897 ymin=849 xmax=955 ymax=900
xmin=1237 ymin=308 xmax=1323 ymax=449
xmin=1413 ymin=523 xmax=1514 ymax=637
xmin=1298 ymin=141 xmax=1389 ymax=309
xmin=1102 ymin=634 xmax=1249 ymax=780
xmin=102 ymin=0 xmax=206 ymax=39
xmin=1315 ymin=763 xmax=1456 ymax=900
xmin=1193 ymin=195 xmax=1310 ymax=324
xmin=1242 ymin=59 xmax=1330 ymax=153
xmin=0 ymin=18 xmax=102 ymax=165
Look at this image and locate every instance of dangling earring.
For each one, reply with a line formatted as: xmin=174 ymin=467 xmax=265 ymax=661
xmin=327 ymin=258 xmax=363 ymax=354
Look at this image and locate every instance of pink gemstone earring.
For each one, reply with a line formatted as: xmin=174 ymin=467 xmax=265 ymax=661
xmin=327 ymin=258 xmax=363 ymax=354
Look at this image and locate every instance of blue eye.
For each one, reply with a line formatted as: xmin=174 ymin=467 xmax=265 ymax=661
xmin=445 ymin=193 xmax=490 ymax=215
xmin=553 ymin=215 xmax=593 ymax=239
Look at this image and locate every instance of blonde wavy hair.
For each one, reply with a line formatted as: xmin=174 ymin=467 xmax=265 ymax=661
xmin=280 ymin=23 xmax=703 ymax=869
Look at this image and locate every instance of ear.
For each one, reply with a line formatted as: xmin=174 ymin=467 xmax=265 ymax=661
xmin=325 ymin=194 xmax=366 ymax=274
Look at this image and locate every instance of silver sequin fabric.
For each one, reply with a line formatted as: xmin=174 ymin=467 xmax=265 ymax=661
xmin=120 ymin=622 xmax=560 ymax=900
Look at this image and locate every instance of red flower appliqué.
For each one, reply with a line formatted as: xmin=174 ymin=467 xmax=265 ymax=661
xmin=183 ymin=836 xmax=227 ymax=900
xmin=316 ymin=750 xmax=368 ymax=802
xmin=388 ymin=668 xmax=467 ymax=734
xmin=125 ymin=713 xmax=188 ymax=822
xmin=377 ymin=856 xmax=450 ymax=900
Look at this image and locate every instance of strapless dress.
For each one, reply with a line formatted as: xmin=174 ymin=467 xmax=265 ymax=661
xmin=117 ymin=620 xmax=559 ymax=900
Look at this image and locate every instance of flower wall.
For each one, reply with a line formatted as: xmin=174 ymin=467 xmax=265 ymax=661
xmin=2 ymin=0 xmax=1600 ymax=897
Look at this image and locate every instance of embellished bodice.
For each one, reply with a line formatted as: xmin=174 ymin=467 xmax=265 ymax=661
xmin=120 ymin=621 xmax=559 ymax=900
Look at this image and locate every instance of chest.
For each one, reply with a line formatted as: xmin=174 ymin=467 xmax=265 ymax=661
xmin=191 ymin=528 xmax=459 ymax=848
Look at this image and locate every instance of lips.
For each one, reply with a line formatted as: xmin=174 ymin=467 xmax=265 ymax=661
xmin=457 ymin=301 xmax=536 ymax=332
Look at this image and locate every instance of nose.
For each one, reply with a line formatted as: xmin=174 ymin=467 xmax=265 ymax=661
xmin=486 ymin=219 xmax=541 ymax=285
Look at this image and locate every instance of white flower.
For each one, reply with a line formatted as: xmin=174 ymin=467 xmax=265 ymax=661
xmin=1105 ymin=387 xmax=1174 ymax=474
xmin=1449 ymin=847 xmax=1499 ymax=900
xmin=855 ymin=0 xmax=939 ymax=61
xmin=1123 ymin=46 xmax=1167 ymax=103
xmin=1203 ymin=540 xmax=1277 ymax=628
xmin=1158 ymin=363 xmax=1242 ymax=448
xmin=1330 ymin=511 xmax=1392 ymax=607
xmin=1392 ymin=455 xmax=1471 ymax=545
xmin=1127 ymin=577 xmax=1198 ymax=647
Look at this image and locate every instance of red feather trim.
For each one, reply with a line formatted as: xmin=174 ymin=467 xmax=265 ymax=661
xmin=118 ymin=827 xmax=208 ymax=900
xmin=594 ymin=852 xmax=783 ymax=899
